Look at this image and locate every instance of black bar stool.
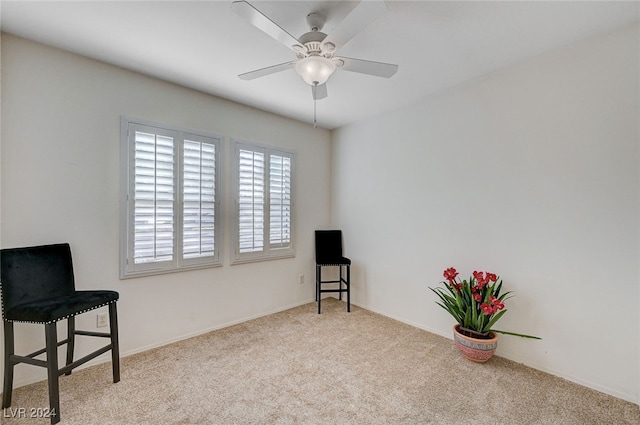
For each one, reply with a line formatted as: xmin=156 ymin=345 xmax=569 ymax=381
xmin=1 ymin=243 xmax=120 ymax=424
xmin=315 ymin=230 xmax=351 ymax=314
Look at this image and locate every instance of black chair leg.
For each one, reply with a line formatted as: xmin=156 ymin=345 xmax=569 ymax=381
xmin=44 ymin=323 xmax=61 ymax=424
xmin=338 ymin=266 xmax=343 ymax=301
xmin=109 ymin=303 xmax=121 ymax=383
xmin=317 ymin=265 xmax=322 ymax=314
xmin=315 ymin=265 xmax=319 ymax=302
xmin=2 ymin=320 xmax=15 ymax=408
xmin=346 ymin=265 xmax=351 ymax=313
xmin=65 ymin=317 xmax=75 ymax=376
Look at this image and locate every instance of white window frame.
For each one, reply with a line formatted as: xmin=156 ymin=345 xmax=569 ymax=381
xmin=232 ymin=139 xmax=294 ymax=264
xmin=120 ymin=116 xmax=222 ymax=278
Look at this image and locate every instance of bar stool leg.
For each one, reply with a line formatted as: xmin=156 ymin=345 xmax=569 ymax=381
xmin=109 ymin=303 xmax=121 ymax=383
xmin=65 ymin=317 xmax=75 ymax=376
xmin=2 ymin=321 xmax=15 ymax=408
xmin=317 ymin=266 xmax=322 ymax=314
xmin=347 ymin=265 xmax=351 ymax=312
xmin=339 ymin=265 xmax=343 ymax=301
xmin=44 ymin=322 xmax=61 ymax=424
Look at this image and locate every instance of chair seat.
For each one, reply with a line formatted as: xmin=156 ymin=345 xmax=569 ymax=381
xmin=4 ymin=290 xmax=119 ymax=324
xmin=317 ymin=256 xmax=351 ymax=266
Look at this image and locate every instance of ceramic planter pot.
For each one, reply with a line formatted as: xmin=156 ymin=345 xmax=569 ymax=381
xmin=452 ymin=324 xmax=498 ymax=363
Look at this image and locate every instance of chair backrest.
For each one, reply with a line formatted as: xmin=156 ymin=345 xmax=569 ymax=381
xmin=315 ymin=230 xmax=344 ymax=264
xmin=0 ymin=243 xmax=76 ymax=317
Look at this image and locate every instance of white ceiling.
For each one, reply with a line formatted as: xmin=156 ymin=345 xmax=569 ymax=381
xmin=1 ymin=1 xmax=639 ymax=129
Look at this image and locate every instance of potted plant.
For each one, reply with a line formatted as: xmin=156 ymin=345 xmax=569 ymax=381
xmin=429 ymin=267 xmax=540 ymax=362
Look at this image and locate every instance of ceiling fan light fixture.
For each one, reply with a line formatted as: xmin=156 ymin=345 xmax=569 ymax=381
xmin=295 ymin=56 xmax=336 ymax=85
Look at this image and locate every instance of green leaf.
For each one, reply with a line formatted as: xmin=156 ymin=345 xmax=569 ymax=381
xmin=431 ymin=287 xmax=464 ymax=323
xmin=497 ymin=290 xmax=513 ymax=302
xmin=435 ymin=302 xmax=461 ymax=322
xmin=494 ymin=280 xmax=503 ymax=297
xmin=478 ymin=312 xmax=488 ymax=333
xmin=455 ymin=293 xmax=465 ymax=312
xmin=429 ymin=288 xmax=453 ymax=305
xmin=463 ymin=308 xmax=472 ymax=328
xmin=471 ymin=297 xmax=478 ymax=329
xmin=493 ymin=329 xmax=542 ymax=339
xmin=485 ymin=309 xmax=507 ymax=330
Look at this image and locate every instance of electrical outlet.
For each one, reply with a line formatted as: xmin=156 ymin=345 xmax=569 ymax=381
xmin=96 ymin=313 xmax=108 ymax=328
xmin=298 ymin=274 xmax=304 ymax=284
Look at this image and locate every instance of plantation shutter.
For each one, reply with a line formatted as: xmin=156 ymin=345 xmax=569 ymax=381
xmin=133 ymin=129 xmax=176 ymax=265
xmin=238 ymin=148 xmax=265 ymax=253
xmin=269 ymin=153 xmax=292 ymax=248
xmin=183 ymin=138 xmax=216 ymax=260
xmin=232 ymin=140 xmax=294 ymax=263
xmin=122 ymin=118 xmax=222 ymax=278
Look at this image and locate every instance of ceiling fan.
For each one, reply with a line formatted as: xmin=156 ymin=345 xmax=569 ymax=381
xmin=231 ymin=0 xmax=399 ymax=126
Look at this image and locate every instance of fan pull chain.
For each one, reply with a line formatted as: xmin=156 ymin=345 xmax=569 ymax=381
xmin=313 ymin=83 xmax=318 ymax=128
xmin=314 ymin=97 xmax=317 ymax=128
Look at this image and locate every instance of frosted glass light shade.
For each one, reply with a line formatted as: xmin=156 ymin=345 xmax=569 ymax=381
xmin=295 ymin=56 xmax=336 ymax=85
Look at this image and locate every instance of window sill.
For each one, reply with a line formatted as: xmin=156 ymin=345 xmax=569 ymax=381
xmin=120 ymin=261 xmax=223 ymax=280
xmin=231 ymin=252 xmax=295 ymax=266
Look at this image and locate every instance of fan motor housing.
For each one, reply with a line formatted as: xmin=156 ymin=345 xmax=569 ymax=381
xmin=297 ymin=31 xmax=331 ymax=58
xmin=299 ymin=31 xmax=327 ymax=45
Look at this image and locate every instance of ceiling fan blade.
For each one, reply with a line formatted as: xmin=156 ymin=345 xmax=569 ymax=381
xmin=231 ymin=1 xmax=302 ymax=51
xmin=322 ymin=0 xmax=388 ymax=50
xmin=312 ymin=83 xmax=328 ymax=100
xmin=239 ymin=61 xmax=295 ymax=80
xmin=337 ymin=57 xmax=398 ymax=78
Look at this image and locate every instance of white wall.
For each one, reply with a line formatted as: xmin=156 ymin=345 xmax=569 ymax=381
xmin=0 ymin=34 xmax=332 ymax=388
xmin=332 ymin=23 xmax=639 ymax=404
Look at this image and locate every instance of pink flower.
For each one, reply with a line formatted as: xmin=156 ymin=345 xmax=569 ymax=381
xmin=473 ymin=271 xmax=489 ymax=289
xmin=443 ymin=267 xmax=458 ymax=283
xmin=481 ymin=297 xmax=501 ymax=315
xmin=491 ymin=298 xmax=505 ymax=311
xmin=480 ymin=303 xmax=494 ymax=315
xmin=473 ymin=293 xmax=482 ymax=302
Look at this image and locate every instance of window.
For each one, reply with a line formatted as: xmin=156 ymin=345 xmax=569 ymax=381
xmin=120 ymin=117 xmax=221 ymax=278
xmin=233 ymin=140 xmax=294 ymax=263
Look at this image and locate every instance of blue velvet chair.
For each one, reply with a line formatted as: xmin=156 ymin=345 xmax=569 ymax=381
xmin=315 ymin=230 xmax=351 ymax=314
xmin=1 ymin=243 xmax=120 ymax=424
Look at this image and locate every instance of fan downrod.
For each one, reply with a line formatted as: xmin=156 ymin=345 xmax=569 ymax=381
xmin=306 ymin=13 xmax=325 ymax=32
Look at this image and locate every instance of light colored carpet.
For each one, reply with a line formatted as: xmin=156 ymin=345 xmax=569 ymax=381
xmin=2 ymin=298 xmax=639 ymax=424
